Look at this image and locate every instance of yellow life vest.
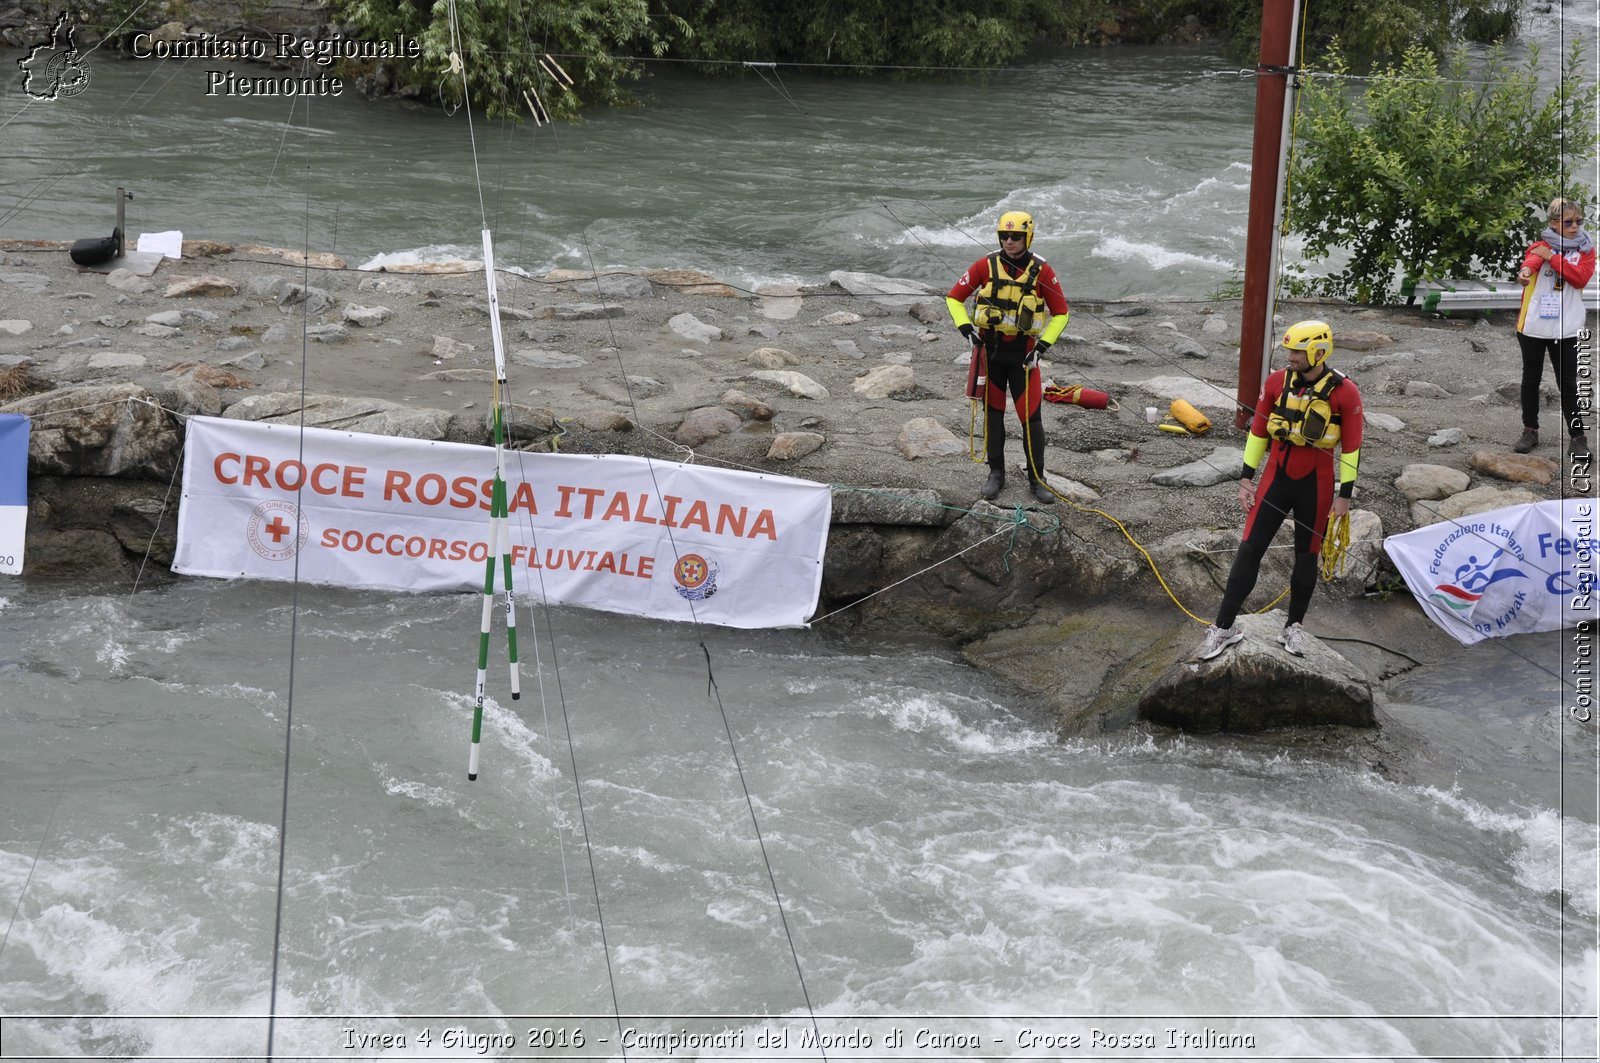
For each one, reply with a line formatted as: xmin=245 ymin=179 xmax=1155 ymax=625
xmin=972 ymin=253 xmax=1046 ymax=337
xmin=1266 ymin=368 xmax=1344 ymax=449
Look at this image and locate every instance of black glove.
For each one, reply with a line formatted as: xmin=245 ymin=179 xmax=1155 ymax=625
xmin=1032 ymin=339 xmax=1052 ymax=357
xmin=958 ymin=323 xmax=976 ymax=343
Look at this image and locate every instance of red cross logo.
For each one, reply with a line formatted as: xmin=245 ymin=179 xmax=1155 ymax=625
xmin=264 ymin=516 xmax=291 ymax=543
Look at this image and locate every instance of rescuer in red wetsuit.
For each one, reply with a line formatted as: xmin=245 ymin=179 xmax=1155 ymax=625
xmin=945 ymin=210 xmax=1071 ymax=504
xmin=1195 ymin=320 xmax=1365 ymax=660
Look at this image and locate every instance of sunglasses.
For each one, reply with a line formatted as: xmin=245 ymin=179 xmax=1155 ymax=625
xmin=998 ymin=232 xmax=1027 ymax=241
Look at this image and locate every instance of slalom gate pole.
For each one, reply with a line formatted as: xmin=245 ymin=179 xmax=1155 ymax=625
xmin=467 ymin=228 xmax=520 ymax=780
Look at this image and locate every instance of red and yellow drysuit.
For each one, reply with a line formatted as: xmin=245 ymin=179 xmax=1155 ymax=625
xmin=1215 ymin=365 xmax=1365 ymax=628
xmin=945 ymin=252 xmax=1070 ymax=478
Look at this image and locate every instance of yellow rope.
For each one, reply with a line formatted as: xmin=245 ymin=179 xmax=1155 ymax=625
xmin=1320 ymin=510 xmax=1351 ymax=582
xmin=962 ymin=353 xmax=1295 ymax=627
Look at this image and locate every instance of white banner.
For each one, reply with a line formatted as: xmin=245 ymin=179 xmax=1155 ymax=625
xmin=0 ymin=414 xmax=27 ymax=575
xmin=1383 ymin=498 xmax=1598 ymax=645
xmin=173 ymin=417 xmax=832 ymax=628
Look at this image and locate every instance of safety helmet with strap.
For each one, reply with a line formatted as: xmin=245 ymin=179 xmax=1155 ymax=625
xmin=997 ymin=210 xmax=1034 ymax=251
xmin=1281 ymin=319 xmax=1333 ymax=367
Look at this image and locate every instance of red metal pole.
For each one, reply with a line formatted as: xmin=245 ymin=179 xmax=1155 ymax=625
xmin=1235 ymin=0 xmax=1297 ymax=429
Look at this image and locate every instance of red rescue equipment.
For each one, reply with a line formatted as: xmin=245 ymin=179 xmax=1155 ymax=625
xmin=1043 ymin=383 xmax=1112 ymax=410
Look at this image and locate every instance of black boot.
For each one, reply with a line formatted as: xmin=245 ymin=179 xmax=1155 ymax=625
xmin=1025 ymin=415 xmax=1052 ymax=503
xmin=981 ymin=468 xmax=1005 ymax=500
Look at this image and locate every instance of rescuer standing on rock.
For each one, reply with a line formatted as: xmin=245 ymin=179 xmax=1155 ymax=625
xmin=1195 ymin=320 xmax=1365 ymax=660
xmin=946 ymin=211 xmax=1071 ymax=504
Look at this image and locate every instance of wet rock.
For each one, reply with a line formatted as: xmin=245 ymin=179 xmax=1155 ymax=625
xmin=1139 ymin=610 xmax=1374 ymax=731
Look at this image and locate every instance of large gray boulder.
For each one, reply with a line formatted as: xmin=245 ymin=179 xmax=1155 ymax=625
xmin=1138 ymin=610 xmax=1375 ymax=731
xmin=4 ymin=383 xmax=180 ymax=479
xmin=221 ymin=392 xmax=455 ymax=440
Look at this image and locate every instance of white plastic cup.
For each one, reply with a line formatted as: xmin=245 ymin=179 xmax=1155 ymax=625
xmin=1145 ymin=406 xmax=1159 ymax=423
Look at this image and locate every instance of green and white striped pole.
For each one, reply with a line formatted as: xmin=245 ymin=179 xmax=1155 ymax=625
xmin=468 ymin=229 xmax=521 ymax=780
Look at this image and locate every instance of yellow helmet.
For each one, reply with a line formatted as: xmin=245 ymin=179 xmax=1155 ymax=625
xmin=1282 ymin=319 xmax=1333 ymax=367
xmin=997 ymin=210 xmax=1034 ymax=250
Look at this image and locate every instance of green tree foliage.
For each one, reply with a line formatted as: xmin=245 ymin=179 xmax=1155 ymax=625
xmin=1287 ymin=41 xmax=1597 ymax=302
xmin=324 ymin=0 xmax=1109 ymax=116
xmin=331 ymin=0 xmax=685 ymax=119
xmin=657 ymin=0 xmax=1109 ymax=69
xmin=1175 ymin=0 xmax=1524 ymax=67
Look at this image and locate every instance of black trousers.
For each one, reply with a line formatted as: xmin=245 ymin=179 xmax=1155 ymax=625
xmin=1517 ymin=331 xmax=1585 ymax=436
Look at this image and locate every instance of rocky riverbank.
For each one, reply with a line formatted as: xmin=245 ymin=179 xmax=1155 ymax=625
xmin=0 ymin=239 xmax=1583 ymax=733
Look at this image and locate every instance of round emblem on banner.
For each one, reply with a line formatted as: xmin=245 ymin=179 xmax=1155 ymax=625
xmin=672 ymin=551 xmax=720 ymax=602
xmin=246 ymin=500 xmax=309 ymax=562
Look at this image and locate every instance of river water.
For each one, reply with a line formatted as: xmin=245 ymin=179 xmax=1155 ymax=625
xmin=2 ymin=16 xmax=1599 ymax=1062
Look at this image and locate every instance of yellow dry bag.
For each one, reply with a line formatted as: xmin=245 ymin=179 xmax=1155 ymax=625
xmin=1169 ymin=399 xmax=1211 ymax=435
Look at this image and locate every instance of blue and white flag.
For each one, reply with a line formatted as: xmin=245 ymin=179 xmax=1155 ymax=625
xmin=0 ymin=414 xmax=28 ymax=575
xmin=1383 ymin=498 xmax=1599 ymax=645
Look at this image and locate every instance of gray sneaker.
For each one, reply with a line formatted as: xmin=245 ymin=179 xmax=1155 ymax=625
xmin=1280 ymin=622 xmax=1307 ymax=657
xmin=1196 ymin=624 xmax=1243 ymax=660
xmin=1513 ymin=428 xmax=1538 ymax=453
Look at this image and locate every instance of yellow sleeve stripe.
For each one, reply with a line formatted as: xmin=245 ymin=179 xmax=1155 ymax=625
xmin=1242 ymin=432 xmax=1268 ymax=472
xmin=1339 ymin=447 xmax=1360 ymax=484
xmin=945 ymin=296 xmax=972 ymax=329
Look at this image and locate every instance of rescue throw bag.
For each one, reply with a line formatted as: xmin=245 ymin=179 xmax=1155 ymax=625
xmin=1043 ymin=383 xmax=1111 ymax=409
xmin=1169 ymin=399 xmax=1211 ymax=434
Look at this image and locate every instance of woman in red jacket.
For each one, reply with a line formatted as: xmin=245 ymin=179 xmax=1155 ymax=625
xmin=1511 ymin=197 xmax=1594 ymax=457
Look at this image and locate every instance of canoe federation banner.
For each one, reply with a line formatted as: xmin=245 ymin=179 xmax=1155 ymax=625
xmin=1383 ymin=498 xmax=1598 ymax=645
xmin=173 ymin=417 xmax=832 ymax=629
xmin=0 ymin=414 xmax=27 ymax=576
